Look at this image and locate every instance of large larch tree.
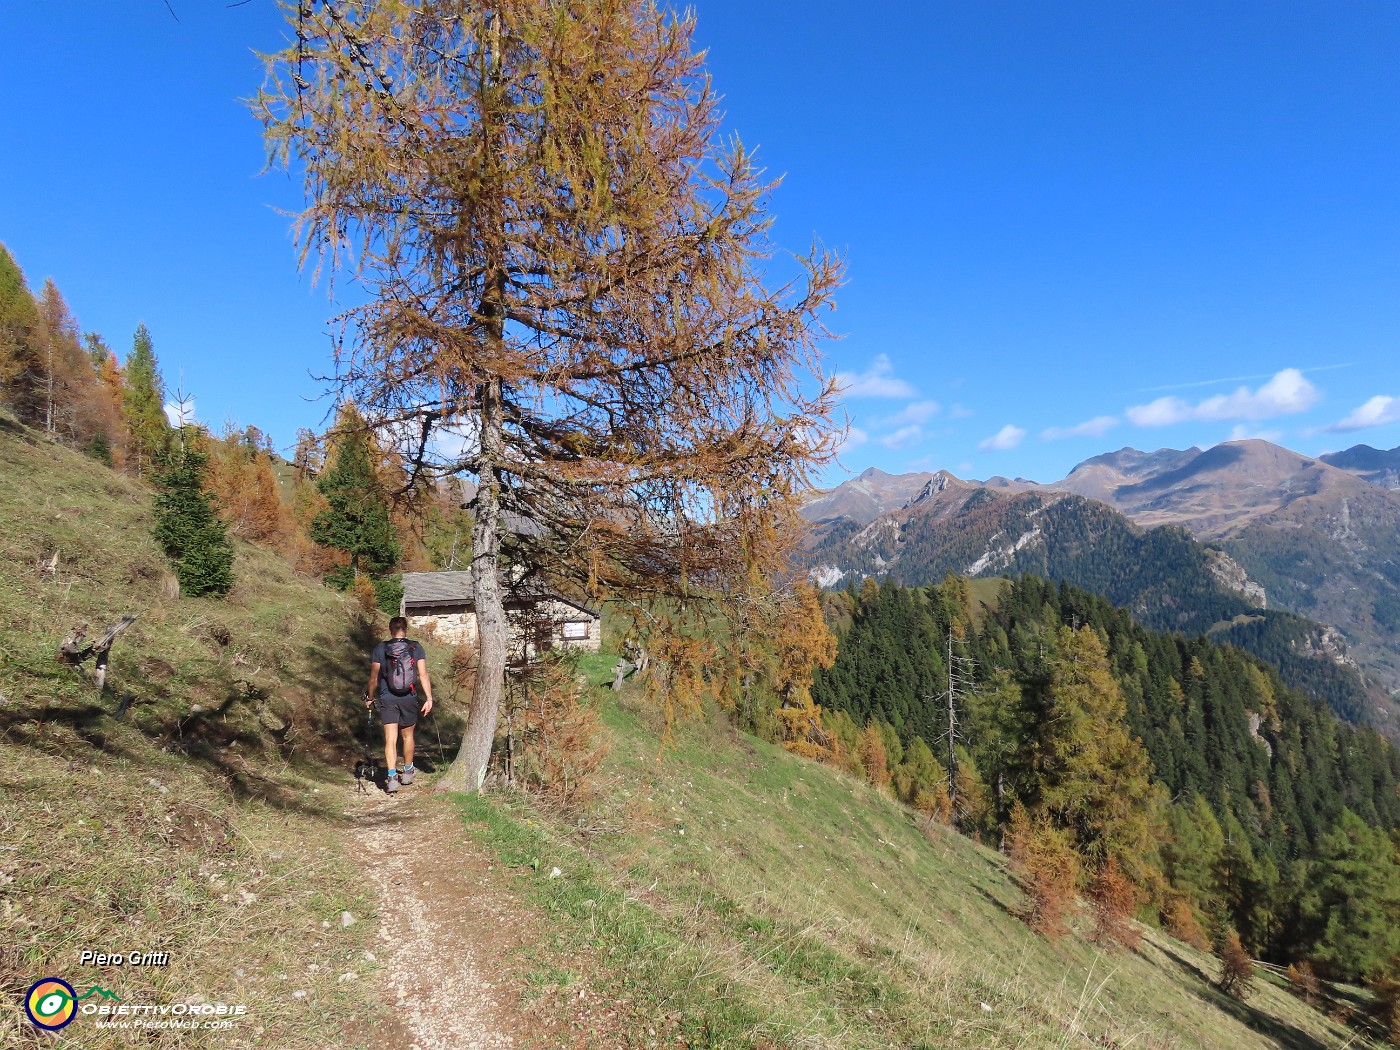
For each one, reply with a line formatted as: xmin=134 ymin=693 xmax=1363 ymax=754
xmin=259 ymin=0 xmax=842 ymax=791
xmin=1032 ymin=625 xmax=1160 ymax=876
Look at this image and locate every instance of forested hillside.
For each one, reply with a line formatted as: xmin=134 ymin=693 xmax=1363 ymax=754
xmin=810 ymin=575 xmax=1400 ymax=985
xmin=1052 ymin=440 xmax=1400 ymax=725
xmin=804 ymin=484 xmax=1392 ymax=732
xmin=806 ymin=490 xmax=1251 ymax=629
xmin=0 ymin=242 xmax=475 ymax=610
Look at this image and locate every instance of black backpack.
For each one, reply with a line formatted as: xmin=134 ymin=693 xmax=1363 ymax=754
xmin=382 ymin=638 xmax=418 ymax=697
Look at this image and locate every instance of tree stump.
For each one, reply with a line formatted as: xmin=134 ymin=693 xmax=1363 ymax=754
xmin=57 ymin=613 xmax=139 ymax=693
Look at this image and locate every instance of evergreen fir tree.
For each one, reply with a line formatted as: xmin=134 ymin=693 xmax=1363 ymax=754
xmin=310 ymin=405 xmax=401 ymax=587
xmin=85 ymin=431 xmax=113 ymax=466
xmin=84 ymin=332 xmax=110 ymax=366
xmin=123 ymin=322 xmax=168 ymax=476
xmin=1162 ymin=793 xmax=1226 ymax=918
xmin=153 ymin=443 xmax=234 ymax=598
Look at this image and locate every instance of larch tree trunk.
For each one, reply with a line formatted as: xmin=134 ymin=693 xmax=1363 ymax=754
xmin=441 ymin=375 xmax=508 ymax=792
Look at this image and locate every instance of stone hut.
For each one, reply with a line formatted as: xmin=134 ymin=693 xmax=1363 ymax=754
xmin=399 ymin=571 xmax=601 ymax=660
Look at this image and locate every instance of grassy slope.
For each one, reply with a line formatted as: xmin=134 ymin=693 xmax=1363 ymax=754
xmin=457 ymin=672 xmax=1371 ymax=1049
xmin=0 ymin=428 xmax=428 ymax=1048
xmin=0 ymin=425 xmax=1374 ymax=1048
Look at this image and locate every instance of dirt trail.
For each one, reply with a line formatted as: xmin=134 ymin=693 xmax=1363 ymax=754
xmin=345 ymin=784 xmax=521 ymax=1050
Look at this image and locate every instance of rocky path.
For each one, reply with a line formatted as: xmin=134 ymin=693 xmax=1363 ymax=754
xmin=345 ymin=784 xmax=521 ymax=1050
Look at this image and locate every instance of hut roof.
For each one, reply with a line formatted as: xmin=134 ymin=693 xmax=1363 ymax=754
xmin=401 ymin=571 xmax=598 ymax=618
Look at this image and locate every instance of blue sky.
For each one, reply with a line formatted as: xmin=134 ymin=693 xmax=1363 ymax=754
xmin=3 ymin=1 xmax=1398 ymax=484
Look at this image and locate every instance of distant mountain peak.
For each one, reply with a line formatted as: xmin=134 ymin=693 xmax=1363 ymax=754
xmin=802 ymin=468 xmax=940 ymax=525
xmin=904 ymin=471 xmax=955 ymax=508
xmin=1320 ymin=444 xmax=1400 ymax=489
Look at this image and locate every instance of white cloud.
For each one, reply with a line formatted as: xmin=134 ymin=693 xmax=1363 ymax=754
xmin=1326 ymin=395 xmax=1400 ymax=433
xmin=833 ymin=354 xmax=918 ymax=399
xmin=1227 ymin=424 xmax=1284 ymax=443
xmin=430 ymin=422 xmax=480 ymax=464
xmin=881 ymin=425 xmax=924 ymax=450
xmin=1126 ymin=397 xmax=1193 ymax=427
xmin=164 ymin=399 xmax=196 ymax=427
xmin=1041 ymin=415 xmax=1118 ymax=441
xmin=883 ymin=399 xmax=941 ymax=426
xmin=836 ymin=425 xmax=869 ymax=455
xmin=978 ymin=424 xmax=1026 ymax=451
xmin=949 ymin=403 xmax=974 ymax=419
xmin=1126 ymin=368 xmax=1320 ymax=427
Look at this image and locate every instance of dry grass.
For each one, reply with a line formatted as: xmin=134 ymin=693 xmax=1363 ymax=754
xmin=0 ymin=428 xmax=450 ymax=1047
xmin=0 ymin=721 xmax=381 ymax=1048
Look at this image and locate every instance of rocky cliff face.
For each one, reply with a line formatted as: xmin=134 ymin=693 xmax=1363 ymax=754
xmin=800 ymin=467 xmax=940 ymax=525
xmin=1205 ymin=549 xmax=1266 ymax=608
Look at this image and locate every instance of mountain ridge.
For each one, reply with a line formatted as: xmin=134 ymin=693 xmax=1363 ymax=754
xmin=808 ymin=439 xmax=1400 ymax=526
xmin=802 ymin=438 xmax=1400 ymax=734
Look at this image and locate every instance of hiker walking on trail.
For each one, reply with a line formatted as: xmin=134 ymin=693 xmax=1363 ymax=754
xmin=365 ymin=616 xmax=435 ymax=794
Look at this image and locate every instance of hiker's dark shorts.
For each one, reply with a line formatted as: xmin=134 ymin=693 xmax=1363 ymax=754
xmin=378 ymin=693 xmax=419 ymax=727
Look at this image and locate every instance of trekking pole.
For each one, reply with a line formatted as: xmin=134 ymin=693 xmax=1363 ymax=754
xmin=362 ymin=693 xmax=376 ymax=762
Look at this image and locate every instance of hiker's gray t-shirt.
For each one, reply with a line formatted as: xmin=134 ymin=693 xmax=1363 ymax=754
xmin=372 ymin=639 xmax=426 ymax=701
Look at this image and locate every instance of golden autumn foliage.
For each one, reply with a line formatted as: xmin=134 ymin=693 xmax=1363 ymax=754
xmin=858 ymin=724 xmax=892 ymax=791
xmin=1163 ymin=895 xmax=1211 ymax=951
xmin=1 ymin=248 xmax=123 ymax=459
xmin=285 ymin=483 xmax=342 ymax=577
xmin=1088 ymin=857 xmax=1142 ymax=951
xmin=1216 ymin=929 xmax=1256 ymax=1000
xmin=94 ymin=351 xmax=128 ymax=466
xmin=37 ymin=279 xmax=109 ymax=449
xmin=1036 ymin=626 xmax=1160 ymax=877
xmin=1371 ymin=972 xmax=1400 ymax=1046
xmin=1286 ymin=960 xmax=1320 ymax=1006
xmin=923 ymin=784 xmax=955 ymax=825
xmin=510 ymin=655 xmax=610 ymax=814
xmin=259 ymin=0 xmax=841 ymax=792
xmin=350 ymin=573 xmax=380 ymax=614
xmin=1007 ymin=801 xmax=1080 ymax=940
xmin=719 ymin=581 xmax=841 ymax=762
xmin=952 ymin=758 xmax=992 ymax=838
xmin=204 ymin=426 xmax=289 ymax=544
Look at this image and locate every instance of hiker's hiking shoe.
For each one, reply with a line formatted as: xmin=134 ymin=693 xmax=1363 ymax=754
xmin=385 ymin=771 xmax=399 ymax=794
xmin=398 ymin=765 xmax=415 ymax=786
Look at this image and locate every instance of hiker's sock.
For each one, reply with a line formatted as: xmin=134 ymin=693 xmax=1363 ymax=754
xmin=386 ymin=770 xmax=398 ymax=778
xmin=400 ymin=764 xmax=413 ymax=773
